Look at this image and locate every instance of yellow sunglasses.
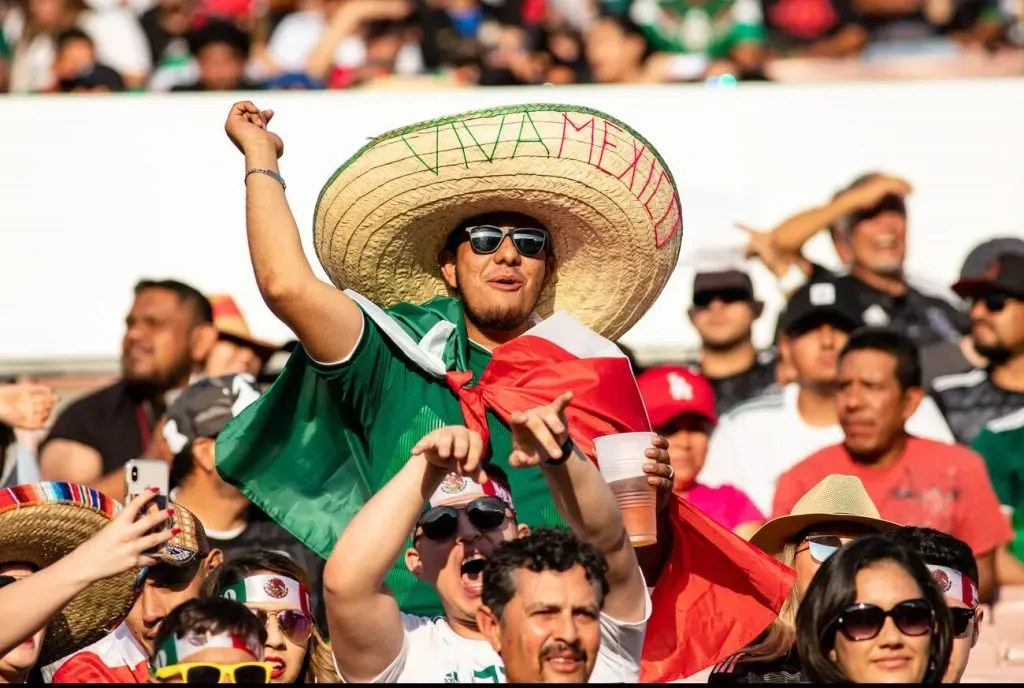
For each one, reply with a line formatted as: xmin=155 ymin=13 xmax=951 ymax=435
xmin=152 ymin=661 xmax=272 ymax=683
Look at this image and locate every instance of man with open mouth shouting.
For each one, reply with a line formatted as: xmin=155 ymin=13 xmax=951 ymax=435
xmin=324 ymin=392 xmax=650 ymax=683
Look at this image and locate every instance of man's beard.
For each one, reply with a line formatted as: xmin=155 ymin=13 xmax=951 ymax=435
xmin=702 ymin=329 xmax=751 ymax=353
xmin=462 ymin=295 xmax=533 ymax=333
xmin=973 ymin=341 xmax=1012 ymax=365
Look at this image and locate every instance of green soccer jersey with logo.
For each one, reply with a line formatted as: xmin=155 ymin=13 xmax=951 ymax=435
xmin=217 ymin=295 xmax=565 ymax=617
xmin=972 ymin=414 xmax=1024 ymax=561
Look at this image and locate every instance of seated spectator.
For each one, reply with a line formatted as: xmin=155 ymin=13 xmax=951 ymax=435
xmin=773 ymin=328 xmax=1013 ymax=601
xmin=138 ymin=0 xmax=198 ymax=82
xmin=585 ymin=12 xmax=655 ymax=82
xmin=711 ymin=474 xmax=899 ymax=682
xmin=416 ymin=0 xmax=519 ymax=76
xmin=887 ymin=527 xmax=982 ymax=683
xmin=626 ymin=0 xmax=766 ymax=78
xmin=477 ymin=528 xmax=610 ymax=683
xmin=761 ymin=0 xmax=869 ymax=57
xmin=0 ymin=485 xmax=173 ymax=684
xmin=172 ymin=18 xmax=259 ymax=90
xmin=971 ymin=409 xmax=1024 ymax=584
xmin=44 ymin=503 xmax=221 ymax=683
xmin=203 ymin=551 xmax=338 ymax=683
xmin=702 ymin=279 xmax=952 ymax=515
xmin=637 ymin=365 xmax=764 ymax=539
xmin=162 ymin=374 xmax=328 ymax=627
xmin=39 ymin=279 xmax=216 ymax=502
xmin=795 ymin=534 xmax=954 ymax=683
xmin=932 ymin=251 xmax=1024 ymax=444
xmin=325 ymin=418 xmax=650 ymax=682
xmin=685 ymin=268 xmax=777 ymax=415
xmin=854 ymin=0 xmax=1005 ymax=52
xmin=149 ymin=597 xmax=270 ymax=684
xmin=58 ymin=62 xmax=125 ymax=90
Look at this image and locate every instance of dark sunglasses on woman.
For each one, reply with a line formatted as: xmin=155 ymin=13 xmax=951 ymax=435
xmin=253 ymin=608 xmax=314 ymax=645
xmin=833 ymin=599 xmax=934 ymax=642
xmin=415 ymin=496 xmax=511 ymax=542
xmin=463 ymin=225 xmax=549 ymax=257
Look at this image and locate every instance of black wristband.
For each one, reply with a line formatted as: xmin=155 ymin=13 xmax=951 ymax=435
xmin=543 ymin=436 xmax=575 ymax=467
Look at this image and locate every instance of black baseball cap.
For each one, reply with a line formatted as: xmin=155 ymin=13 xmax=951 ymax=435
xmin=952 ymin=252 xmax=1024 ymax=300
xmin=162 ymin=374 xmax=262 ymax=455
xmin=692 ymin=269 xmax=755 ymax=300
xmin=779 ymin=279 xmax=862 ymax=336
xmin=958 ymin=239 xmax=1024 ymax=281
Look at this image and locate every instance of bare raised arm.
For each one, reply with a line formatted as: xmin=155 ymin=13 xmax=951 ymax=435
xmin=224 ymin=101 xmax=363 ymax=363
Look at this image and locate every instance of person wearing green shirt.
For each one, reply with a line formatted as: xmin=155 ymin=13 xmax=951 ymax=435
xmin=217 ymin=100 xmax=684 ymax=617
xmin=972 ymin=412 xmax=1024 ymax=563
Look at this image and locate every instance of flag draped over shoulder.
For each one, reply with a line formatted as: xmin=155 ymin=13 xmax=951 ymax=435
xmin=640 ymin=496 xmax=797 ymax=682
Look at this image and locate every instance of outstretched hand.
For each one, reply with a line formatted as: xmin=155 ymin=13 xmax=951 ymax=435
xmin=225 ymin=101 xmax=284 ymax=159
xmin=412 ymin=425 xmax=487 ymax=483
xmin=509 ymin=392 xmax=573 ymax=468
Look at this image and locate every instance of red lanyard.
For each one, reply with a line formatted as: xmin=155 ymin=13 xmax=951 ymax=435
xmin=135 ymin=403 xmax=153 ymax=451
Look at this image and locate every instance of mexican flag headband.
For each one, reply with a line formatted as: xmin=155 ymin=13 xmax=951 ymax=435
xmin=220 ymin=574 xmax=312 ymax=615
xmin=927 ymin=565 xmax=978 ymax=608
xmin=152 ymin=631 xmax=262 ymax=669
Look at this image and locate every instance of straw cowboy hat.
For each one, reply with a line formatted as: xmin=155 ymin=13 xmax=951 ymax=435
xmin=208 ymin=294 xmax=279 ymax=361
xmin=750 ymin=475 xmax=901 ymax=556
xmin=313 ymin=103 xmax=684 ymax=341
xmin=0 ymin=482 xmax=140 ymax=665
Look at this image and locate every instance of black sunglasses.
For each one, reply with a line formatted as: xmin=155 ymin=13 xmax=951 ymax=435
xmin=464 ymin=225 xmax=549 ymax=258
xmin=415 ymin=496 xmax=511 ymax=542
xmin=973 ymin=293 xmax=1011 ymax=313
xmin=833 ymin=599 xmax=934 ymax=641
xmin=950 ymin=607 xmax=976 ymax=638
xmin=692 ymin=288 xmax=751 ymax=309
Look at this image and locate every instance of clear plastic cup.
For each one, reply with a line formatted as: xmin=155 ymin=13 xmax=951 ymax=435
xmin=594 ymin=432 xmax=657 ymax=547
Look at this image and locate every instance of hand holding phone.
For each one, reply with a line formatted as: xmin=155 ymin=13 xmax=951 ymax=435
xmin=123 ymin=459 xmax=171 ymax=553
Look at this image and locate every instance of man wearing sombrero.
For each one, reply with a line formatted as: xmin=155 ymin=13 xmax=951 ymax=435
xmin=217 ymin=100 xmax=683 ymax=618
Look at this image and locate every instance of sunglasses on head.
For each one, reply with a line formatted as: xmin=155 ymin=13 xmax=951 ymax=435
xmin=833 ymin=599 xmax=934 ymax=642
xmin=463 ymin=225 xmax=549 ymax=257
xmin=415 ymin=496 xmax=511 ymax=542
xmin=950 ymin=607 xmax=976 ymax=638
xmin=692 ymin=288 xmax=751 ymax=309
xmin=973 ymin=292 xmax=1011 ymax=313
xmin=253 ymin=608 xmax=314 ymax=645
xmin=153 ymin=661 xmax=272 ymax=683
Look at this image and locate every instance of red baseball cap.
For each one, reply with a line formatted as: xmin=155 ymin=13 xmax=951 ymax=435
xmin=636 ymin=365 xmax=717 ymax=430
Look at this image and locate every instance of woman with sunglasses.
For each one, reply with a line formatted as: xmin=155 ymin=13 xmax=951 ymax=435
xmin=150 ymin=597 xmax=271 ymax=684
xmin=796 ymin=534 xmax=954 ymax=683
xmin=202 ymin=552 xmax=337 ymax=684
xmin=709 ymin=474 xmax=900 ymax=683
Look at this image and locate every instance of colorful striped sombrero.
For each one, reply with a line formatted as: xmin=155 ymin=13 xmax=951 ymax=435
xmin=313 ymin=103 xmax=684 ymax=341
xmin=0 ymin=482 xmax=140 ymax=665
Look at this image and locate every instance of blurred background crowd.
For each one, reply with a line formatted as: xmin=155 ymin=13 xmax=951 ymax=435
xmin=1 ymin=0 xmax=1023 ymax=94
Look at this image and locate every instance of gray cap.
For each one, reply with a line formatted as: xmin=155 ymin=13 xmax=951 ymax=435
xmin=959 ymin=238 xmax=1024 ymax=281
xmin=163 ymin=374 xmax=261 ymax=455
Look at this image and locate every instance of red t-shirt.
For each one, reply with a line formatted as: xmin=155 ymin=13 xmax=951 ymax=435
xmin=772 ymin=436 xmax=1013 ymax=555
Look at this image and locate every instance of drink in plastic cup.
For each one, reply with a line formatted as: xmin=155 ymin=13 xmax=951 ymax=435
xmin=594 ymin=432 xmax=657 ymax=547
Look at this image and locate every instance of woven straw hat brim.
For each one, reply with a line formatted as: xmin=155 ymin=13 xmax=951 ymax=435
xmin=0 ymin=504 xmax=137 ymax=665
xmin=314 ymin=103 xmax=683 ymax=341
xmin=750 ymin=512 xmax=902 ymax=558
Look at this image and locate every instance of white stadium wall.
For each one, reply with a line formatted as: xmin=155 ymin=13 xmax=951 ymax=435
xmin=1 ymin=80 xmax=1023 ymax=369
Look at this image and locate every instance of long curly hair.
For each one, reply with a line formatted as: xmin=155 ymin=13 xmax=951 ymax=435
xmin=201 ymin=551 xmax=338 ymax=684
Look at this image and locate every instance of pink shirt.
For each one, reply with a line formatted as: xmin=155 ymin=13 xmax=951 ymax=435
xmin=684 ymin=483 xmax=765 ymax=531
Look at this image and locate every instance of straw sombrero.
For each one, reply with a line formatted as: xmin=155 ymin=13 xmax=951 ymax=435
xmin=313 ymin=103 xmax=684 ymax=340
xmin=750 ymin=475 xmax=901 ymax=557
xmin=208 ymin=294 xmax=279 ymax=360
xmin=0 ymin=482 xmax=140 ymax=665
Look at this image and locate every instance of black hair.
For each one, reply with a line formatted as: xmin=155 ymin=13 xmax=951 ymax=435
xmin=481 ymin=527 xmax=609 ymax=622
xmin=151 ymin=597 xmax=267 ymax=665
xmin=169 ymin=442 xmax=196 ymax=491
xmin=839 ymin=327 xmax=922 ymax=391
xmin=186 ymin=19 xmax=250 ymax=59
xmin=796 ymin=534 xmax=953 ymax=684
xmin=134 ymin=278 xmax=214 ymax=325
xmin=594 ymin=10 xmax=654 ymax=60
xmin=56 ymin=27 xmax=93 ymax=50
xmin=887 ymin=527 xmax=978 ymax=587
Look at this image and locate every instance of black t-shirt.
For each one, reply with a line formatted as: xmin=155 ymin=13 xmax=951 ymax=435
xmin=762 ymin=0 xmax=857 ymax=53
xmin=774 ymin=264 xmax=969 ymax=349
xmin=709 ymin=649 xmax=807 ymax=683
xmin=209 ymin=509 xmax=328 ymax=632
xmin=931 ymin=369 xmax=1024 ymax=445
xmin=40 ymin=380 xmax=151 ymax=476
xmin=693 ymin=353 xmax=779 ymax=416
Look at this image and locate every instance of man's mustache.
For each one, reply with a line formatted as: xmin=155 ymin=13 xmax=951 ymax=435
xmin=540 ymin=641 xmax=586 ymax=662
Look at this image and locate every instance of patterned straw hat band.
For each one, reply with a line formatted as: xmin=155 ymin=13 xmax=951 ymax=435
xmin=153 ymin=632 xmax=262 ymax=669
xmin=220 ymin=575 xmax=311 ymax=614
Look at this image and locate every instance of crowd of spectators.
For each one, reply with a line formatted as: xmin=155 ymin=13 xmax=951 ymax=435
xmin=0 ymin=0 xmax=1022 ymax=93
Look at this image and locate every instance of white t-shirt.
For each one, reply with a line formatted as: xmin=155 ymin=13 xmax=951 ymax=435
xmin=700 ymin=383 xmax=955 ymax=514
xmin=336 ymin=586 xmax=651 ymax=683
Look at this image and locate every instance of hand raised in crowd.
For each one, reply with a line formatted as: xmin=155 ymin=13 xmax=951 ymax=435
xmin=411 ymin=425 xmax=487 ymax=482
xmin=0 ymin=383 xmax=57 ymax=430
xmin=66 ymin=489 xmax=176 ymax=583
xmin=225 ymin=101 xmax=284 ymax=159
xmin=508 ymin=391 xmax=573 ymax=467
xmin=843 ymin=174 xmax=913 ymax=210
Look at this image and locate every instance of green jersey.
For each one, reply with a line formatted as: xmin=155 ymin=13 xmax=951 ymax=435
xmin=217 ymin=293 xmax=565 ymax=616
xmin=971 ymin=412 xmax=1024 ymax=561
